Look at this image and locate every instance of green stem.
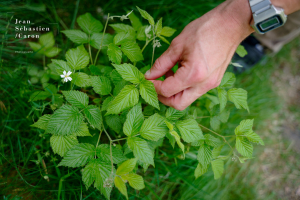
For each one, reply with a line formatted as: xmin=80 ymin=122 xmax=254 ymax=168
xmin=88 ymin=39 xmax=93 ymax=65
xmin=94 ymin=13 xmax=110 ymax=64
xmin=151 ymin=25 xmax=156 ymax=67
xmin=95 ymin=131 xmax=102 ymax=158
xmin=102 ymin=125 xmax=114 ymax=173
xmin=58 ymin=169 xmax=80 ymax=200
xmin=141 ymin=37 xmax=155 ymax=53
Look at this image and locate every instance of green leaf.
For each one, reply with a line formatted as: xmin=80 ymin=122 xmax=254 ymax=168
xmin=105 ymin=114 xmax=122 ymax=133
xmin=220 ymin=72 xmax=236 ymax=88
xmin=106 ymin=85 xmax=139 ymax=115
xmin=61 ymin=30 xmax=89 ymax=44
xmin=155 ymin=18 xmax=163 ymax=35
xmin=77 ymin=13 xmax=103 ymax=34
xmin=46 ymin=105 xmax=83 ymax=136
xmin=62 ymin=90 xmax=89 ymax=109
xmin=110 ymin=24 xmax=135 ymax=33
xmin=72 ymin=72 xmax=92 ymax=87
xmin=139 ymin=80 xmax=159 ymax=109
xmin=166 ymin=107 xmax=185 ymax=121
xmin=140 ymin=113 xmax=168 ymax=141
xmin=44 ymin=47 xmax=61 ymax=58
xmin=127 ymin=137 xmax=154 ymax=166
xmin=211 ymin=159 xmax=224 ymax=179
xmin=66 ymin=45 xmax=89 ymax=70
xmin=165 ymin=121 xmax=174 ymax=130
xmin=197 ymin=144 xmax=212 ymax=166
xmin=210 ymin=116 xmax=220 ymax=131
xmin=114 ymin=176 xmax=128 ymax=200
xmin=136 ymin=6 xmax=154 ymax=25
xmin=101 ymin=97 xmax=113 ymax=111
xmin=123 ymin=104 xmax=144 ymax=136
xmin=195 ymin=163 xmax=208 ymax=179
xmin=228 ymin=88 xmax=249 ymax=112
xmin=91 ymin=76 xmax=112 ymax=95
xmin=191 ymin=140 xmax=204 ymax=147
xmin=236 ymin=45 xmax=248 ymax=57
xmin=122 ymin=173 xmax=145 ymax=190
xmin=116 ymin=158 xmax=137 ymax=175
xmin=128 ymin=11 xmax=143 ymax=31
xmin=212 ymin=145 xmax=224 ymax=159
xmin=50 ymin=135 xmax=78 ymax=157
xmin=84 ymin=105 xmax=103 ymax=130
xmin=170 ymin=130 xmax=185 ymax=155
xmin=31 ymin=114 xmax=51 ymax=130
xmin=158 ymin=35 xmax=170 ymax=44
xmin=166 ymin=132 xmax=176 ymax=148
xmin=112 ymin=63 xmax=144 ymax=84
xmin=110 ymin=70 xmax=123 ymax=86
xmin=90 ymin=33 xmax=114 ymax=49
xmin=73 ymin=122 xmax=92 ymax=136
xmin=160 ymin=27 xmax=176 ymax=37
xmin=113 ymin=31 xmax=135 ymax=46
xmin=58 ymin=143 xmax=95 ymax=167
xmin=218 ymin=88 xmax=227 ymax=112
xmin=236 ymin=136 xmax=253 ymax=157
xmin=51 ymin=59 xmax=72 ymax=75
xmin=107 ymin=43 xmax=122 ymax=64
xmin=245 ymin=131 xmax=264 ymax=145
xmin=234 ymin=119 xmax=254 ymax=136
xmin=113 ymin=80 xmax=127 ymax=96
xmin=176 ymin=119 xmax=204 ymax=143
xmin=28 ymin=42 xmax=42 ymax=52
xmin=204 ymin=134 xmax=222 ymax=148
xmin=29 ymin=91 xmax=51 ymax=102
xmin=217 ymin=109 xmax=230 ymax=123
xmin=136 ymin=26 xmax=147 ymax=41
xmin=39 ymin=32 xmax=55 ymax=49
xmin=121 ymin=41 xmax=144 ymax=63
xmin=96 ymin=144 xmax=127 ymax=164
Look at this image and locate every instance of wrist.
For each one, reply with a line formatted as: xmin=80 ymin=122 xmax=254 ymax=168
xmin=271 ymin=0 xmax=300 ymax=15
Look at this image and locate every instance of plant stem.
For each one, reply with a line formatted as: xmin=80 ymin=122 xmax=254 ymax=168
xmin=95 ymin=130 xmax=102 ymax=158
xmin=151 ymin=25 xmax=156 ymax=67
xmin=141 ymin=37 xmax=155 ymax=53
xmin=102 ymin=125 xmax=114 ymax=173
xmin=94 ymin=13 xmax=110 ymax=64
xmin=88 ymin=39 xmax=93 ymax=65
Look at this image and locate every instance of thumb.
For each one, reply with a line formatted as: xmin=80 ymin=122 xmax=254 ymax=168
xmin=145 ymin=42 xmax=182 ymax=80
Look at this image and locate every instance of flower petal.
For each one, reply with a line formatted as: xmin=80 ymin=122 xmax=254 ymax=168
xmin=67 ymin=71 xmax=72 ymax=76
xmin=63 ymin=70 xmax=66 ymax=75
xmin=64 ymin=77 xmax=68 ymax=82
xmin=60 ymin=75 xmax=65 ymax=78
xmin=67 ymin=77 xmax=72 ymax=81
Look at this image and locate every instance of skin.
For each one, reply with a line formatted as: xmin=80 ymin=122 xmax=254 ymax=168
xmin=145 ymin=0 xmax=300 ymax=110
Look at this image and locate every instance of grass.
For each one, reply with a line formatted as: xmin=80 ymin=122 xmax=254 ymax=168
xmin=1 ymin=0 xmax=300 ymax=199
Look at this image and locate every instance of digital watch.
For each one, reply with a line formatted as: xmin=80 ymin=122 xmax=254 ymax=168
xmin=249 ymin=0 xmax=287 ymax=34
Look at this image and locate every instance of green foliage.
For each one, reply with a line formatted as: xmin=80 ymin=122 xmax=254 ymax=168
xmin=28 ymin=9 xmax=263 ymax=199
xmin=28 ymin=32 xmax=61 ymax=57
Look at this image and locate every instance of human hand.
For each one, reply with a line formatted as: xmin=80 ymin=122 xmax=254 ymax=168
xmin=145 ymin=0 xmax=254 ymax=110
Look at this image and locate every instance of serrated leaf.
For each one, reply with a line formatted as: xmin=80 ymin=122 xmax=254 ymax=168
xmin=105 ymin=114 xmax=122 ymax=133
xmin=72 ymin=72 xmax=92 ymax=87
xmin=197 ymin=144 xmax=212 ymax=166
xmin=127 ymin=137 xmax=154 ymax=166
xmin=91 ymin=76 xmax=112 ymax=95
xmin=116 ymin=158 xmax=137 ymax=175
xmin=106 ymin=85 xmax=139 ymax=115
xmin=211 ymin=159 xmax=224 ymax=179
xmin=236 ymin=45 xmax=248 ymax=57
xmin=195 ymin=163 xmax=208 ymax=179
xmin=245 ymin=131 xmax=264 ymax=145
xmin=77 ymin=13 xmax=103 ymax=34
xmin=160 ymin=27 xmax=176 ymax=37
xmin=73 ymin=122 xmax=91 ymax=136
xmin=166 ymin=132 xmax=176 ymax=148
xmin=110 ymin=70 xmax=123 ymax=85
xmin=166 ymin=107 xmax=186 ymax=121
xmin=139 ymin=80 xmax=159 ymax=109
xmin=61 ymin=30 xmax=89 ymax=44
xmin=204 ymin=134 xmax=222 ymax=147
xmin=140 ymin=113 xmax=168 ymax=141
xmin=62 ymin=90 xmax=88 ymax=109
xmin=112 ymin=63 xmax=144 ymax=84
xmin=50 ymin=135 xmax=78 ymax=157
xmin=110 ymin=24 xmax=135 ymax=33
xmin=113 ymin=80 xmax=127 ymax=96
xmin=155 ymin=18 xmax=163 ymax=35
xmin=128 ymin=11 xmax=142 ymax=31
xmin=176 ymin=119 xmax=204 ymax=143
xmin=191 ymin=140 xmax=204 ymax=147
xmin=101 ymin=97 xmax=113 ymax=111
xmin=234 ymin=119 xmax=254 ymax=136
xmin=123 ymin=104 xmax=144 ymax=136
xmin=210 ymin=116 xmax=220 ymax=131
xmin=39 ymin=32 xmax=55 ymax=49
xmin=44 ymin=47 xmax=61 ymax=58
xmin=66 ymin=45 xmax=89 ymax=70
xmin=121 ymin=41 xmax=144 ymax=63
xmin=28 ymin=42 xmax=42 ymax=52
xmin=113 ymin=31 xmax=135 ymax=46
xmin=136 ymin=26 xmax=147 ymax=41
xmin=122 ymin=173 xmax=145 ymax=190
xmin=228 ymin=88 xmax=249 ymax=112
xmin=165 ymin=121 xmax=174 ymax=131
xmin=114 ymin=176 xmax=128 ymax=199
xmin=218 ymin=88 xmax=227 ymax=112
xmin=136 ymin=6 xmax=154 ymax=25
xmin=31 ymin=114 xmax=51 ymax=130
xmin=236 ymin=136 xmax=253 ymax=157
xmin=96 ymin=144 xmax=127 ymax=164
xmin=158 ymin=35 xmax=170 ymax=44
xmin=29 ymin=91 xmax=51 ymax=102
xmin=220 ymin=72 xmax=236 ymax=88
xmin=58 ymin=143 xmax=95 ymax=167
xmin=90 ymin=33 xmax=114 ymax=49
xmin=217 ymin=109 xmax=230 ymax=123
xmin=46 ymin=105 xmax=83 ymax=136
xmin=170 ymin=130 xmax=185 ymax=156
xmin=107 ymin=43 xmax=122 ymax=64
xmin=212 ymin=145 xmax=224 ymax=159
xmin=84 ymin=105 xmax=102 ymax=130
xmin=51 ymin=59 xmax=72 ymax=75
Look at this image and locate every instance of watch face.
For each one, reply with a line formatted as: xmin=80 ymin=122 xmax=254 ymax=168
xmin=256 ymin=15 xmax=283 ymax=33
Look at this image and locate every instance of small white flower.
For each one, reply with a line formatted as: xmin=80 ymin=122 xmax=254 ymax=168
xmin=120 ymin=10 xmax=133 ymax=21
xmin=60 ymin=70 xmax=72 ymax=83
xmin=145 ymin=25 xmax=152 ymax=38
xmin=153 ymin=39 xmax=161 ymax=48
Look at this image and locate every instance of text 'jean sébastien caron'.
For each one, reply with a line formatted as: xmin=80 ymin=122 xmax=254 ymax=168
xmin=15 ymin=19 xmax=50 ymax=38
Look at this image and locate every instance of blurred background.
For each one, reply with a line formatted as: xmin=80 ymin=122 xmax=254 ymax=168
xmin=0 ymin=0 xmax=300 ymax=199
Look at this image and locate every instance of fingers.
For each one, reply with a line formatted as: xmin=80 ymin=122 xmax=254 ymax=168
xmin=145 ymin=40 xmax=182 ymax=80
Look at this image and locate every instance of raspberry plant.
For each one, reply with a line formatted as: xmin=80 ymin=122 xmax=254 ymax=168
xmin=29 ymin=7 xmax=264 ymax=199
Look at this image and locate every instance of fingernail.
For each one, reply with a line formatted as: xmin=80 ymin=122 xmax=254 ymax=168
xmin=145 ymin=70 xmax=151 ymax=77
